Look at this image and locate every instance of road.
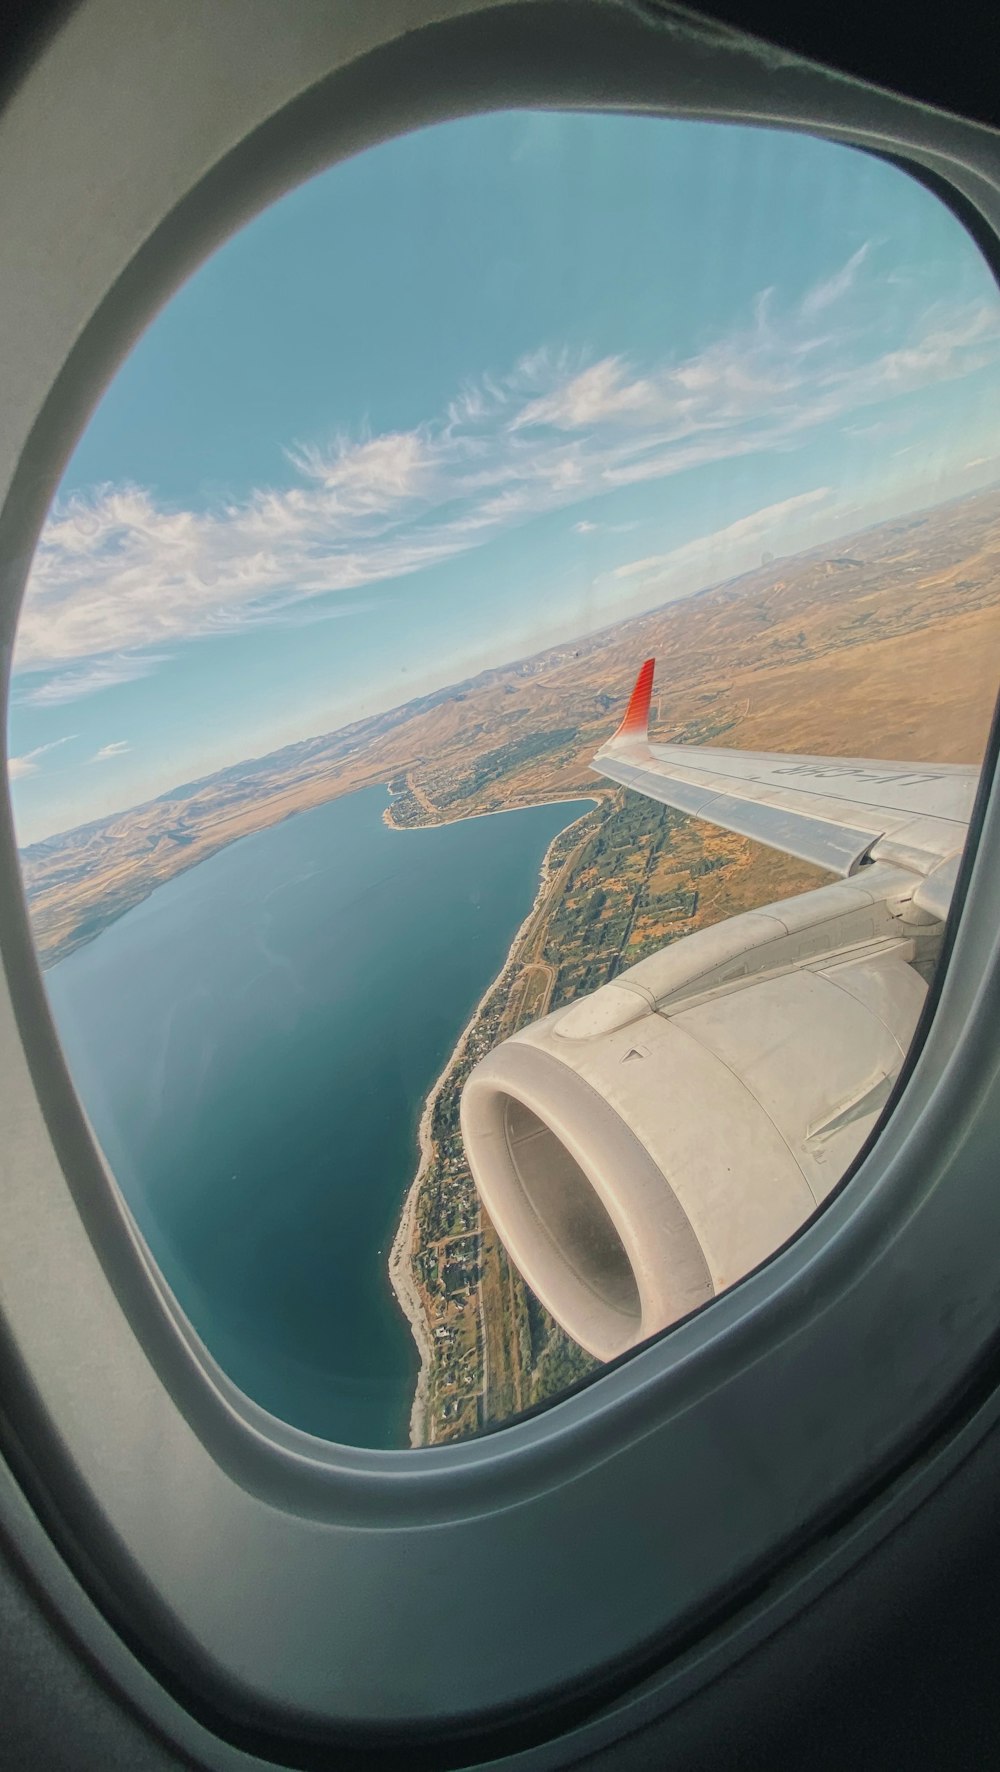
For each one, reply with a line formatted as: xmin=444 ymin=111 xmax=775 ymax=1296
xmin=405 ymin=768 xmax=441 ymax=818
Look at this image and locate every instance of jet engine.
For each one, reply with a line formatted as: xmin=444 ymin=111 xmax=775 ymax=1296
xmin=460 ymin=865 xmax=942 ymax=1362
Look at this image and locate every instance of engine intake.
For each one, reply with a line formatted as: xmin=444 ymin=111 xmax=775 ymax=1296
xmin=461 ymin=868 xmax=940 ymax=1362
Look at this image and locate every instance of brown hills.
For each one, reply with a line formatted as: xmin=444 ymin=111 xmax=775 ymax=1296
xmin=19 ymin=482 xmax=1000 ymax=969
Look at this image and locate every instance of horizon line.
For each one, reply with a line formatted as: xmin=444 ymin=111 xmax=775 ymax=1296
xmin=14 ymin=476 xmax=999 ymax=852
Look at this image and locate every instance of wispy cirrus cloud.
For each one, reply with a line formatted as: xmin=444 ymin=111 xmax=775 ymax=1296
xmin=15 ymin=243 xmax=1000 ymax=702
xmin=283 ymin=429 xmax=438 ymax=507
xmin=7 ymin=736 xmax=75 ymax=780
xmin=511 ymin=356 xmax=656 ymax=430
xmin=91 ymin=740 xmax=130 ymax=762
xmin=611 ymin=488 xmax=833 ymax=602
xmin=15 ymin=654 xmax=170 ymax=707
xmin=800 ymin=241 xmax=872 ymax=319
xmin=573 ymin=518 xmax=640 ymax=536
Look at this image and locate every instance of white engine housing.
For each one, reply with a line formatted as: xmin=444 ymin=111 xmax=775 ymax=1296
xmin=461 ymin=866 xmax=941 ymax=1362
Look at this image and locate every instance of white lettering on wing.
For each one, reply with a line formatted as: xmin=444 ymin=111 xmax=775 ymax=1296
xmin=769 ymin=764 xmax=941 ymax=788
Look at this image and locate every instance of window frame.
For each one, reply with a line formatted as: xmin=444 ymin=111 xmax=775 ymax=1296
xmin=3 ymin=2 xmax=1000 ymax=1765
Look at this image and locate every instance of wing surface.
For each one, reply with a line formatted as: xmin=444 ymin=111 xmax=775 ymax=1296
xmin=592 ymin=658 xmax=977 ymax=881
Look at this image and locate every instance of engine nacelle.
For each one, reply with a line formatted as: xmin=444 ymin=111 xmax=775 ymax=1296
xmin=461 ymin=866 xmax=941 ymax=1362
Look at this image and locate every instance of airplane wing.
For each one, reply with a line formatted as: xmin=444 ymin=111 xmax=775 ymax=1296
xmin=592 ymin=658 xmax=978 ymax=917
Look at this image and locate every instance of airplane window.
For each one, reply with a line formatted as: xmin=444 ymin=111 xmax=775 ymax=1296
xmin=7 ymin=112 xmax=1000 ymax=1451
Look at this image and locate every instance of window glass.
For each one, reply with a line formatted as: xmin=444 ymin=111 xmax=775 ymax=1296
xmin=9 ymin=115 xmax=1000 ymax=1447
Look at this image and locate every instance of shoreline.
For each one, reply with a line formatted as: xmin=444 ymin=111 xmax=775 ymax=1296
xmin=381 ymin=791 xmax=599 ymax=834
xmin=387 ymin=796 xmax=599 ymax=1447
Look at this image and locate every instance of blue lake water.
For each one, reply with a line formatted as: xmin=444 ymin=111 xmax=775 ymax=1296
xmin=43 ymin=786 xmax=589 ymax=1449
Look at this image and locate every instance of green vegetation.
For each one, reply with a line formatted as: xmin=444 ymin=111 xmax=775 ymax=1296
xmin=411 ymin=788 xmax=721 ymax=1444
xmin=543 ymin=795 xmax=689 ymax=1007
xmin=527 ymin=1291 xmax=599 ymax=1406
xmin=443 ymin=728 xmax=578 ymax=803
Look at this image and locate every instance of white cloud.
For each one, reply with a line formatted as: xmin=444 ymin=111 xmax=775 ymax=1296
xmin=843 ymin=418 xmax=900 ymax=440
xmin=800 ymin=241 xmax=872 ymax=319
xmin=612 ymin=489 xmax=833 ymax=598
xmin=574 ymin=520 xmax=599 ymax=534
xmin=7 ymin=736 xmax=74 ymax=780
xmin=513 ymin=357 xmax=655 ymax=430
xmin=91 ymin=740 xmax=130 ymax=762
xmin=16 ymin=655 xmax=170 ymax=706
xmin=284 ymin=429 xmax=438 ymax=507
xmin=14 ymin=244 xmax=1000 ymax=698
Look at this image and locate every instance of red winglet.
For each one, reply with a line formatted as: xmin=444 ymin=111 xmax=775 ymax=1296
xmin=611 ymin=657 xmax=655 ymax=743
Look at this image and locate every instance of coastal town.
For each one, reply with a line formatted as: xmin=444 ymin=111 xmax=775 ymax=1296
xmin=387 ymin=779 xmax=827 ymax=1443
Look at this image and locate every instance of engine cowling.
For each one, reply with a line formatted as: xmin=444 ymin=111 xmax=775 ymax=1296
xmin=460 ymin=866 xmax=942 ymax=1362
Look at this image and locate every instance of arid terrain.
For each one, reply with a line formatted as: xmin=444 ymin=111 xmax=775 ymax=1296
xmin=17 ymin=482 xmax=1000 ymax=1443
xmin=388 ymin=484 xmax=1000 ymax=1441
xmin=21 ymin=485 xmax=1000 ymax=969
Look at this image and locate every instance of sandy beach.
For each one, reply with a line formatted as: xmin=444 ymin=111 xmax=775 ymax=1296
xmin=386 ymin=795 xmax=597 ymax=1446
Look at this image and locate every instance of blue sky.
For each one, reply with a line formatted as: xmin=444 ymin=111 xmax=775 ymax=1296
xmin=9 ymin=111 xmax=1000 ymax=844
